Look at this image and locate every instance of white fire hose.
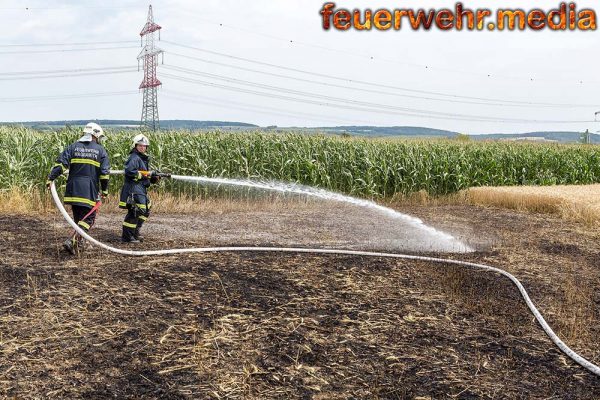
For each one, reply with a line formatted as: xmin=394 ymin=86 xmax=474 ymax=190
xmin=50 ymin=181 xmax=599 ymax=377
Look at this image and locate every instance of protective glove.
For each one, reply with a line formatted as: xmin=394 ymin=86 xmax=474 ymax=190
xmin=46 ymin=180 xmax=53 ymax=190
xmin=150 ymin=171 xmax=161 ymax=184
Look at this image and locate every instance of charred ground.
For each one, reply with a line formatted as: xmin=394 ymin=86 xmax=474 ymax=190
xmin=0 ymin=204 xmax=599 ymax=399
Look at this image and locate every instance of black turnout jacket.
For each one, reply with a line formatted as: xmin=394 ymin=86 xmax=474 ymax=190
xmin=48 ymin=140 xmax=110 ymax=208
xmin=119 ymin=148 xmax=158 ymax=210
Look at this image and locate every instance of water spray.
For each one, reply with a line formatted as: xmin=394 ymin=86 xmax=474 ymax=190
xmin=112 ymin=170 xmax=471 ymax=253
xmin=50 ymin=178 xmax=600 ymax=377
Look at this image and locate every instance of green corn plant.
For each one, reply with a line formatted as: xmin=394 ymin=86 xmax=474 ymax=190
xmin=2 ymin=126 xmax=600 ymax=199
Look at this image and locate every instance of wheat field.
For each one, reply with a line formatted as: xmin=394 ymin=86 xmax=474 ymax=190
xmin=466 ymin=184 xmax=600 ymax=225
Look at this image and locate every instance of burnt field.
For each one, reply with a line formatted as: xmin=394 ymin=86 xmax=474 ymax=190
xmin=1 ymin=203 xmax=599 ymax=399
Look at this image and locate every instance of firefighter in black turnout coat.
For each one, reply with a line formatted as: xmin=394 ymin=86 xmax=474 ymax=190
xmin=47 ymin=122 xmax=110 ymax=254
xmin=119 ymin=134 xmax=161 ymax=243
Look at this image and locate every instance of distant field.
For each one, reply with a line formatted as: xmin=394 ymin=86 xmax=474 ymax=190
xmin=2 ymin=126 xmax=600 ymax=202
xmin=467 ymin=184 xmax=600 ymax=225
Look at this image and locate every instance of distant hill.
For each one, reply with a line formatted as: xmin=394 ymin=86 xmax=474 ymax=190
xmin=310 ymin=126 xmax=459 ymax=137
xmin=0 ymin=120 xmax=595 ymax=143
xmin=310 ymin=126 xmax=595 ymax=144
xmin=470 ymin=131 xmax=600 ymax=144
xmin=0 ymin=120 xmax=259 ymax=130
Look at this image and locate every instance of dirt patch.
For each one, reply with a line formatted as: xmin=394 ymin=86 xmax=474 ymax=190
xmin=1 ymin=204 xmax=599 ymax=399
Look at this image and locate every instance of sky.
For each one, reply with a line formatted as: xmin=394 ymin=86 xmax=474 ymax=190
xmin=0 ymin=0 xmax=599 ymax=134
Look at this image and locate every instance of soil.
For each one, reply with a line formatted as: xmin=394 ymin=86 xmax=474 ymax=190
xmin=1 ymin=202 xmax=599 ymax=399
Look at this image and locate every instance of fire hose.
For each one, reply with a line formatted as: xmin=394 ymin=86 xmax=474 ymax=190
xmin=49 ymin=180 xmax=600 ymax=377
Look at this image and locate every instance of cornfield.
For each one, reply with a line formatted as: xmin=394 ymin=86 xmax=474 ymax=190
xmin=1 ymin=126 xmax=600 ymax=199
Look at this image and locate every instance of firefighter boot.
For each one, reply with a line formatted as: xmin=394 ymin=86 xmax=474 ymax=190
xmin=134 ymin=220 xmax=144 ymax=242
xmin=121 ymin=226 xmax=140 ymax=243
xmin=133 ymin=227 xmax=144 ymax=242
xmin=63 ymin=237 xmax=76 ymax=255
xmin=75 ymin=236 xmax=86 ymax=254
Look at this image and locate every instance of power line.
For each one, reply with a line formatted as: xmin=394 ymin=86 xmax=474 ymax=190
xmin=181 ymin=16 xmax=593 ymax=85
xmin=0 ymin=18 xmax=591 ymax=84
xmin=0 ymin=40 xmax=137 ymax=47
xmin=0 ymin=91 xmax=138 ymax=102
xmin=162 ymin=73 xmax=593 ymax=124
xmin=0 ymin=67 xmax=137 ymax=81
xmin=164 ymin=66 xmax=520 ymax=122
xmin=163 ymin=72 xmax=484 ymax=123
xmin=0 ymin=40 xmax=138 ymax=47
xmin=0 ymin=5 xmax=139 ymax=10
xmin=162 ymin=40 xmax=592 ymax=107
xmin=164 ymin=56 xmax=597 ymax=109
xmin=163 ymin=89 xmax=374 ymax=125
xmin=0 ymin=65 xmax=136 ymax=76
xmin=0 ymin=38 xmax=591 ymax=106
xmin=0 ymin=46 xmax=137 ymax=55
xmin=162 ymin=67 xmax=592 ymax=123
xmin=162 ymin=93 xmax=360 ymax=125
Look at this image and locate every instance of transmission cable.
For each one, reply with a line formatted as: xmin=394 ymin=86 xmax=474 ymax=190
xmin=0 ymin=65 xmax=137 ymax=75
xmin=165 ymin=54 xmax=596 ymax=110
xmin=0 ymin=46 xmax=138 ymax=55
xmin=0 ymin=69 xmax=137 ymax=81
xmin=0 ymin=40 xmax=138 ymax=47
xmin=0 ymin=91 xmax=138 ymax=102
xmin=162 ymin=41 xmax=594 ymax=107
xmin=163 ymin=90 xmax=374 ymax=125
xmin=162 ymin=71 xmax=593 ymax=124
xmin=183 ymin=16 xmax=594 ymax=85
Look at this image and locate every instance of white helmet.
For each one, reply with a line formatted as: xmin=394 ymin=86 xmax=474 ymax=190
xmin=83 ymin=122 xmax=105 ymax=140
xmin=133 ymin=133 xmax=150 ymax=148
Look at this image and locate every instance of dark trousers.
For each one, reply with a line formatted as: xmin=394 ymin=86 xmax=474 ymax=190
xmin=122 ymin=205 xmax=149 ymax=241
xmin=72 ymin=205 xmax=96 ymax=233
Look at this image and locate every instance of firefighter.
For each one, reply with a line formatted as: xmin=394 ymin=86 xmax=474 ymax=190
xmin=46 ymin=122 xmax=110 ymax=254
xmin=119 ymin=133 xmax=161 ymax=243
